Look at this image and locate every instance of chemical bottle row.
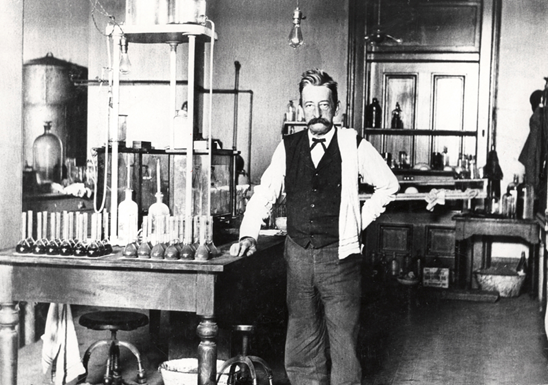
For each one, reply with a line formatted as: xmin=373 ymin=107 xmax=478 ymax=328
xmin=15 ymin=210 xmax=112 ymax=257
xmin=368 ymin=251 xmax=424 ymax=282
xmin=499 ymin=174 xmax=535 ymax=219
xmin=121 ymin=214 xmax=219 ymax=261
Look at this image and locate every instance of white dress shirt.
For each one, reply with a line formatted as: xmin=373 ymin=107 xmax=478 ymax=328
xmin=240 ymin=127 xmax=399 ymax=258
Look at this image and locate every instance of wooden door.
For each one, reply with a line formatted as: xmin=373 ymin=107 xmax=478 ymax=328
xmin=368 ymin=61 xmax=479 ymax=167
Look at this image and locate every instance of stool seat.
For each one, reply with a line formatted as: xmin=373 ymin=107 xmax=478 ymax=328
xmin=78 ymin=311 xmax=149 ymax=384
xmin=79 ymin=311 xmax=149 ymax=332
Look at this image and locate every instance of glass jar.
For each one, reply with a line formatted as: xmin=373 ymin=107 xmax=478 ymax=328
xmin=33 ymin=121 xmax=63 ymax=185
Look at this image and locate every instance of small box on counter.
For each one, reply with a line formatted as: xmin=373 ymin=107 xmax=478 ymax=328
xmin=132 ymin=141 xmax=152 ymax=150
xmin=423 ymin=267 xmax=450 ymax=288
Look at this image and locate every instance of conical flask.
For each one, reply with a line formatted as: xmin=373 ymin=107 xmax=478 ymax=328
xmin=33 ymin=121 xmax=63 ymax=185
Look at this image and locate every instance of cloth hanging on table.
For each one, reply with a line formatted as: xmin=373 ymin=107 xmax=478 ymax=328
xmin=41 ymin=303 xmax=86 ymax=385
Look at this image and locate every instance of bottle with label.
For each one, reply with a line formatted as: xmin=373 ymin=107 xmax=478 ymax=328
xmin=391 ymin=102 xmax=404 ymax=129
xmin=365 ymin=98 xmax=382 ymax=128
xmin=517 ymin=175 xmax=535 ymax=219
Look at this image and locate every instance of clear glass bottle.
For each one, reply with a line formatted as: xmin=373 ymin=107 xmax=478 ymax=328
xmin=33 ymin=121 xmax=63 ymax=185
xmin=117 ymin=188 xmax=138 ymax=246
xmin=517 ymin=175 xmax=535 ymax=220
xmin=506 ymin=174 xmax=519 ymax=218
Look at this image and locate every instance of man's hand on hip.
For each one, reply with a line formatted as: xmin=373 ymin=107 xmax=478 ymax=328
xmin=230 ymin=237 xmax=257 ymax=257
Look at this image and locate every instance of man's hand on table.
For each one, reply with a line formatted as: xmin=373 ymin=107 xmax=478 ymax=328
xmin=230 ymin=237 xmax=257 ymax=257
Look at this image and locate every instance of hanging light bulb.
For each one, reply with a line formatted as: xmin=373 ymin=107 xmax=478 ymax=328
xmin=288 ymin=6 xmax=305 ymax=48
xmin=119 ymin=35 xmax=132 ymax=75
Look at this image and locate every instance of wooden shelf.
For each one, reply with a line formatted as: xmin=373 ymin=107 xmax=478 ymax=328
xmin=360 ymin=189 xmax=486 ymax=202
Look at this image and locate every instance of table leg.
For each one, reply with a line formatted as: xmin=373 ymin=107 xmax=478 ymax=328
xmin=0 ymin=302 xmax=19 ymax=385
xmin=197 ymin=316 xmax=218 ymax=385
xmin=529 ymin=244 xmax=539 ymax=298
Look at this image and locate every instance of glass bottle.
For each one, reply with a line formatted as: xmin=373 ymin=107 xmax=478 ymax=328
xmin=33 ymin=121 xmax=63 ymax=185
xmin=165 ymin=239 xmax=180 ymax=260
xmin=391 ymin=102 xmax=404 ymax=129
xmin=150 ymin=241 xmax=166 ymax=259
xmin=173 ymin=104 xmax=189 ymax=149
xmin=195 ymin=215 xmax=210 ymax=261
xmin=365 ymin=98 xmax=382 ymax=128
xmin=286 ymin=100 xmax=296 ymax=122
xmin=486 ymin=179 xmax=501 ymax=215
xmin=506 ymin=174 xmax=519 ymax=218
xmin=117 ymin=188 xmax=138 ymax=246
xmin=123 ymin=241 xmax=138 ymax=258
xmin=501 ymin=189 xmax=513 ymax=218
xmin=390 ymin=252 xmax=400 ymax=276
xmin=516 ymin=251 xmax=527 ymax=276
xmin=517 ymin=176 xmax=535 ymax=220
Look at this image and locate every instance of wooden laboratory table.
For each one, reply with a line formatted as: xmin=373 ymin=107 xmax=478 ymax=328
xmin=0 ymin=235 xmax=285 ymax=385
xmin=453 ymin=214 xmax=540 ymax=294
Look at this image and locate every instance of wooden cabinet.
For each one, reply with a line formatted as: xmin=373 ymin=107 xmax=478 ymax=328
xmin=363 ymin=201 xmax=461 ymax=280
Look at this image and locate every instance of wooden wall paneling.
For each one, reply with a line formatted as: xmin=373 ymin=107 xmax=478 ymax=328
xmin=378 ymin=223 xmax=413 ymax=255
xmin=425 ymin=225 xmax=456 ymax=268
xmin=384 ymin=74 xmax=417 ymax=163
xmin=431 ymin=75 xmax=465 ymax=164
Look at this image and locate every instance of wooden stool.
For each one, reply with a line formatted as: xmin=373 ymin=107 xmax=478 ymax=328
xmin=78 ymin=311 xmax=149 ymax=385
xmin=217 ymin=325 xmax=273 ymax=385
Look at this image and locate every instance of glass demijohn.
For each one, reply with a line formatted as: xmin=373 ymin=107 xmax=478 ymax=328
xmin=33 ymin=121 xmax=63 ymax=185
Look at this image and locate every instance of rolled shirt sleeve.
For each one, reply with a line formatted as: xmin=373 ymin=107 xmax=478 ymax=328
xmin=358 ymin=139 xmax=400 ymax=230
xmin=239 ymin=141 xmax=286 ymax=240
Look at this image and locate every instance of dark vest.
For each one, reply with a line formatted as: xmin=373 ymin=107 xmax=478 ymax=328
xmin=284 ymin=130 xmax=342 ymax=248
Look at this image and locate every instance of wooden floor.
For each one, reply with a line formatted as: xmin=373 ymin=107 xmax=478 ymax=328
xmin=16 ymin=284 xmax=548 ymax=385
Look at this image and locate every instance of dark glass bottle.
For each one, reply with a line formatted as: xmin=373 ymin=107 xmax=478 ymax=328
xmin=123 ymin=241 xmax=138 ymax=258
xmin=516 ymin=252 xmax=527 ymax=276
xmin=365 ymin=98 xmax=382 ymax=128
xmin=391 ymin=102 xmax=404 ymax=129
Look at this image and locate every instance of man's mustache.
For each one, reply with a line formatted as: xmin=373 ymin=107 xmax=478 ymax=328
xmin=307 ymin=117 xmax=331 ymax=126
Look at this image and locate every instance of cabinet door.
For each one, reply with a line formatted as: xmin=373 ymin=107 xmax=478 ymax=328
xmin=368 ymin=61 xmax=479 ymax=167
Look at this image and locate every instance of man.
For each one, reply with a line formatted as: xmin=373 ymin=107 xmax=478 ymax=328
xmin=230 ymin=69 xmax=399 ymax=384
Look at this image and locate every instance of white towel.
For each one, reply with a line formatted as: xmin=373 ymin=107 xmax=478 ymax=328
xmin=425 ymin=188 xmax=446 ymax=211
xmin=41 ymin=303 xmax=86 ymax=385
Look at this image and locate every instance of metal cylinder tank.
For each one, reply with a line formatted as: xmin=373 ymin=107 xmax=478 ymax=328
xmin=23 ymin=52 xmax=88 ymax=171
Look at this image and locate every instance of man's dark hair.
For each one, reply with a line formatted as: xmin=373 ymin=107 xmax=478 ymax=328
xmin=299 ymin=69 xmax=338 ymax=106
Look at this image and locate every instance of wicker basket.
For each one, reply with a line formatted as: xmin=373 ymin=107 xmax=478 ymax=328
xmin=159 ymin=359 xmax=230 ymax=385
xmin=474 ymin=270 xmax=526 ymax=297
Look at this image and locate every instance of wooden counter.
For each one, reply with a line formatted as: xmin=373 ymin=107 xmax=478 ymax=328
xmin=0 ymin=235 xmax=285 ymax=385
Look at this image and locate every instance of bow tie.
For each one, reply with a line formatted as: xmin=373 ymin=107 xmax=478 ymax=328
xmin=311 ymin=138 xmax=327 ymax=151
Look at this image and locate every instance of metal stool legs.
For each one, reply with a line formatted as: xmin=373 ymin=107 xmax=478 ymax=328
xmin=81 ymin=329 xmax=147 ymax=385
xmin=216 ymin=325 xmax=273 ymax=385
